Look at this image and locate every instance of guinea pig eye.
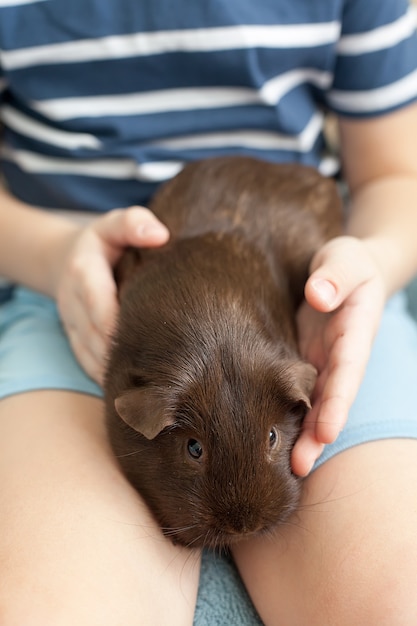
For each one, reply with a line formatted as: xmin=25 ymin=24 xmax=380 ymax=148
xmin=269 ymin=427 xmax=279 ymax=449
xmin=187 ymin=438 xmax=203 ymax=459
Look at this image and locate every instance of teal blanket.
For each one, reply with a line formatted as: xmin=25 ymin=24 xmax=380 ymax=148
xmin=195 ymin=551 xmax=262 ymax=626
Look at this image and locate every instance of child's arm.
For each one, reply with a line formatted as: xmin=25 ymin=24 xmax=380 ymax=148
xmin=0 ymin=187 xmax=169 ymax=383
xmin=292 ymin=101 xmax=417 ymax=476
xmin=343 ymin=103 xmax=417 ymax=294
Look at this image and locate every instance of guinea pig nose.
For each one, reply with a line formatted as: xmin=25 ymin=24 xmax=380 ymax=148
xmin=224 ymin=521 xmax=264 ymax=537
xmin=221 ymin=510 xmax=263 ymax=536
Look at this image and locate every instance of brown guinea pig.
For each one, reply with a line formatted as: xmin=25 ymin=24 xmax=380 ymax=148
xmin=104 ymin=156 xmax=343 ymax=550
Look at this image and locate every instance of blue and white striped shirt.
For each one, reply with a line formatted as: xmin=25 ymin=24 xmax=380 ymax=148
xmin=0 ymin=0 xmax=417 ymax=213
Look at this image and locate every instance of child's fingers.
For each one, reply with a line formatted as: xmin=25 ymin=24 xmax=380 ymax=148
xmin=94 ymin=206 xmax=170 ymax=250
xmin=291 ymin=427 xmax=325 ymax=477
xmin=305 ymin=236 xmax=378 ymax=313
xmin=57 ymin=255 xmax=120 ymax=382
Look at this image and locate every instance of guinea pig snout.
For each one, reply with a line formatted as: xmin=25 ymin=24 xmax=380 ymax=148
xmin=208 ymin=472 xmax=302 ymax=542
xmin=210 ymin=496 xmax=271 ymax=538
xmin=218 ymin=507 xmax=264 ymax=536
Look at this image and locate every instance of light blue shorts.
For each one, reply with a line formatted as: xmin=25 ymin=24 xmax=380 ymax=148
xmin=0 ymin=287 xmax=102 ymax=400
xmin=2 ymin=286 xmax=417 ymax=470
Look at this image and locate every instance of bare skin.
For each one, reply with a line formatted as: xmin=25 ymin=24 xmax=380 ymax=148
xmin=0 ymin=391 xmax=200 ymax=625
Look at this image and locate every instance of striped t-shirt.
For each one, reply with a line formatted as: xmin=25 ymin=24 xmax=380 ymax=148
xmin=0 ymin=0 xmax=417 ymax=213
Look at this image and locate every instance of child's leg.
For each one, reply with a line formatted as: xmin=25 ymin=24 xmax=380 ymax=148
xmin=0 ymin=390 xmax=200 ymax=626
xmin=233 ymin=439 xmax=417 ymax=626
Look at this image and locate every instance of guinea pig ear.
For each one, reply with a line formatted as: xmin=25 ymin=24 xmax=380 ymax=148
xmin=114 ymin=387 xmax=175 ymax=440
xmin=285 ymin=361 xmax=317 ymax=410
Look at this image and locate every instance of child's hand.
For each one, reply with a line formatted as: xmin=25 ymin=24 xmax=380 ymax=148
xmin=291 ymin=236 xmax=386 ymax=477
xmin=53 ymin=207 xmax=169 ymax=385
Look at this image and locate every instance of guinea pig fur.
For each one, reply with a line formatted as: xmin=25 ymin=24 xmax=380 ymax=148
xmin=104 ymin=156 xmax=343 ymax=550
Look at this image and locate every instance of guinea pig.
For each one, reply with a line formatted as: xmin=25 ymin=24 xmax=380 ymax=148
xmin=104 ymin=156 xmax=343 ymax=550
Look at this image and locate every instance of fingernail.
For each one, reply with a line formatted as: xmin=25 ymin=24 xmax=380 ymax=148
xmin=137 ymin=223 xmax=169 ymax=241
xmin=312 ymin=279 xmax=337 ymax=307
xmin=297 ymin=458 xmax=314 ymax=477
xmin=305 ymin=460 xmax=316 ymax=476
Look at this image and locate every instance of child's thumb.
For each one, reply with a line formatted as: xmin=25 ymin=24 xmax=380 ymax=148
xmin=95 ymin=206 xmax=170 ymax=249
xmin=304 ymin=237 xmax=375 ymax=312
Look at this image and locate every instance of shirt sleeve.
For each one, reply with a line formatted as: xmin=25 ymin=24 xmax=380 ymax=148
xmin=0 ymin=65 xmax=4 ymax=111
xmin=325 ymin=0 xmax=417 ymax=117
